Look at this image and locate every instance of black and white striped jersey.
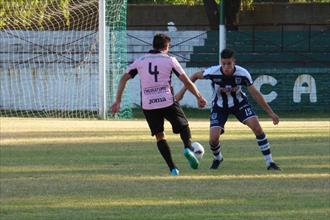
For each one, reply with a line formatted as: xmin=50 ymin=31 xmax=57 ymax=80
xmin=202 ymin=65 xmax=253 ymax=108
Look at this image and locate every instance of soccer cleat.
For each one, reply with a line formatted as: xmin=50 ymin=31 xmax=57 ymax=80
xmin=267 ymin=162 xmax=281 ymax=171
xmin=210 ymin=158 xmax=224 ymax=169
xmin=170 ymin=168 xmax=180 ymax=176
xmin=183 ymin=148 xmax=199 ymax=169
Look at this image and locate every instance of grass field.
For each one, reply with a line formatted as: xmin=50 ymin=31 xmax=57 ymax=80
xmin=0 ymin=117 xmax=329 ymax=220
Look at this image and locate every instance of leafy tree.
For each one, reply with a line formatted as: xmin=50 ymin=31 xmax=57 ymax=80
xmin=0 ymin=0 xmax=71 ymax=30
xmin=203 ymin=0 xmax=241 ymax=30
xmin=127 ymin=0 xmax=252 ymax=30
xmin=128 ymin=0 xmax=203 ymax=4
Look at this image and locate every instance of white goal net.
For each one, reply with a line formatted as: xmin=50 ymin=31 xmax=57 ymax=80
xmin=0 ymin=0 xmax=131 ymax=119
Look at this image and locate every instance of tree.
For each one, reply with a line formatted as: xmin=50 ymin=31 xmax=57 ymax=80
xmin=202 ymin=0 xmax=219 ymax=30
xmin=224 ymin=0 xmax=241 ymax=30
xmin=203 ymin=0 xmax=242 ymax=31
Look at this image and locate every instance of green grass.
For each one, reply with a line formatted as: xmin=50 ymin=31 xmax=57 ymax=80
xmin=1 ymin=118 xmax=329 ymax=220
xmin=132 ymin=107 xmax=330 ymax=120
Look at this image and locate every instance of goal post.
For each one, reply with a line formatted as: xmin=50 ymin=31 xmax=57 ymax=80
xmin=99 ymin=0 xmax=107 ymax=119
xmin=0 ymin=0 xmax=131 ymax=119
xmin=99 ymin=0 xmax=132 ymax=119
xmin=105 ymin=0 xmax=132 ymax=119
xmin=219 ymin=0 xmax=226 ymax=58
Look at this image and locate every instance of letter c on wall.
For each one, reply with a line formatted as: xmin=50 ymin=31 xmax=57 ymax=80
xmin=254 ymin=75 xmax=278 ymax=103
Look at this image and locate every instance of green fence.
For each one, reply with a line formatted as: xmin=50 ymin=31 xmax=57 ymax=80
xmin=188 ymin=30 xmax=330 ymax=68
xmin=186 ymin=28 xmax=329 ymax=115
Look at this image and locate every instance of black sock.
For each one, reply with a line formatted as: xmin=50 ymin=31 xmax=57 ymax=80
xmin=157 ymin=139 xmax=176 ymax=170
xmin=180 ymin=126 xmax=192 ymax=149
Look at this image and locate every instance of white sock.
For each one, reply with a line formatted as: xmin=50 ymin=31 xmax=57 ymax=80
xmin=264 ymin=154 xmax=273 ymax=165
xmin=214 ymin=152 xmax=223 ymax=161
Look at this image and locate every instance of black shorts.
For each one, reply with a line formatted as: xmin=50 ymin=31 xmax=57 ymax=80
xmin=210 ymin=100 xmax=257 ymax=133
xmin=143 ymin=102 xmax=189 ymax=136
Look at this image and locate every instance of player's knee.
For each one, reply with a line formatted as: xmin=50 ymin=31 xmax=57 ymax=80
xmin=246 ymin=118 xmax=263 ymax=134
xmin=209 ymin=129 xmax=221 ymax=146
xmin=251 ymin=125 xmax=263 ymax=135
xmin=155 ymin=132 xmax=165 ymax=142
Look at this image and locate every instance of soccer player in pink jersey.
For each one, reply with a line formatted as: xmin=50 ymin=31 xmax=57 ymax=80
xmin=111 ymin=33 xmax=207 ymax=176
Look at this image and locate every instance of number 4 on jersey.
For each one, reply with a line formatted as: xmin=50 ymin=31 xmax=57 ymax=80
xmin=149 ymin=63 xmax=159 ymax=82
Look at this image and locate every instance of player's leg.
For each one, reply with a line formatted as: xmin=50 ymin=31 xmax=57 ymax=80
xmin=209 ymin=127 xmax=224 ymax=169
xmin=163 ymin=102 xmax=192 ymax=149
xmin=143 ymin=109 xmax=178 ymax=175
xmin=155 ymin=132 xmax=179 ymax=175
xmin=209 ymin=107 xmax=227 ymax=169
xmin=235 ymin=103 xmax=281 ymax=170
xmin=163 ymin=102 xmax=199 ymax=169
xmin=244 ymin=117 xmax=280 ymax=170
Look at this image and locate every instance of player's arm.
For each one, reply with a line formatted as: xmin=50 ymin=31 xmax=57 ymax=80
xmin=110 ymin=72 xmax=132 ymax=115
xmin=175 ymin=71 xmax=204 ymax=102
xmin=178 ymin=72 xmax=206 ymax=108
xmin=247 ymin=84 xmax=279 ymax=125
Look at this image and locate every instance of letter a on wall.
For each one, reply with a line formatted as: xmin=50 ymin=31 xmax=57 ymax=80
xmin=293 ymin=74 xmax=317 ymax=103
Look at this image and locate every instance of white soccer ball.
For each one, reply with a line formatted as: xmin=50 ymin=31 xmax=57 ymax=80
xmin=191 ymin=142 xmax=205 ymax=159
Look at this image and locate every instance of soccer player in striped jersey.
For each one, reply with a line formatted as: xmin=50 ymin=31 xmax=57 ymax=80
xmin=176 ymin=48 xmax=281 ymax=171
xmin=111 ymin=33 xmax=207 ymax=176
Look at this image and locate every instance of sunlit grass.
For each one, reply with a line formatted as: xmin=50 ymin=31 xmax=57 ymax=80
xmin=0 ymin=118 xmax=329 ymax=220
xmin=1 ymin=154 xmax=330 ymax=173
xmin=1 ymin=118 xmax=329 ymax=145
xmin=2 ymin=196 xmax=241 ymax=208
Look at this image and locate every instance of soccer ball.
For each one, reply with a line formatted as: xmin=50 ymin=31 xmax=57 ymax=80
xmin=191 ymin=142 xmax=205 ymax=159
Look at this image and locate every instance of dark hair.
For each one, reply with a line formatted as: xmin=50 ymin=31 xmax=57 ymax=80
xmin=153 ymin=33 xmax=171 ymax=50
xmin=220 ymin=48 xmax=235 ymax=59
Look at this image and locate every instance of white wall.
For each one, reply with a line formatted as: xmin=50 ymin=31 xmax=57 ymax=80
xmin=0 ymin=30 xmax=211 ymax=111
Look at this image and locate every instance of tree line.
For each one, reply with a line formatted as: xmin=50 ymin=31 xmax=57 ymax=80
xmin=0 ymin=0 xmax=328 ymax=30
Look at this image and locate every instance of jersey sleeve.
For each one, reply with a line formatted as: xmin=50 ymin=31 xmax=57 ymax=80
xmin=125 ymin=60 xmax=139 ymax=78
xmin=202 ymin=65 xmax=220 ymax=79
xmin=242 ymin=69 xmax=253 ymax=86
xmin=171 ymin=57 xmax=186 ymax=77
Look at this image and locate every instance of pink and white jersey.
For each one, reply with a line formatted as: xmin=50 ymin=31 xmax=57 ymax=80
xmin=125 ymin=50 xmax=186 ymax=110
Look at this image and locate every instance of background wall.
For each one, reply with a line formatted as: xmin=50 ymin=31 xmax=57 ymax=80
xmin=127 ymin=3 xmax=330 ymax=30
xmin=1 ymin=3 xmax=329 ymax=115
xmin=240 ymin=3 xmax=330 ymax=25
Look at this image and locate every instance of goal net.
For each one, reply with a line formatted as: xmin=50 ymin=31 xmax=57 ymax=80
xmin=0 ymin=0 xmax=131 ymax=119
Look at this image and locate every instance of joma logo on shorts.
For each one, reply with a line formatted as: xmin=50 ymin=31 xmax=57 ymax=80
xmin=149 ymin=97 xmax=166 ymax=104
